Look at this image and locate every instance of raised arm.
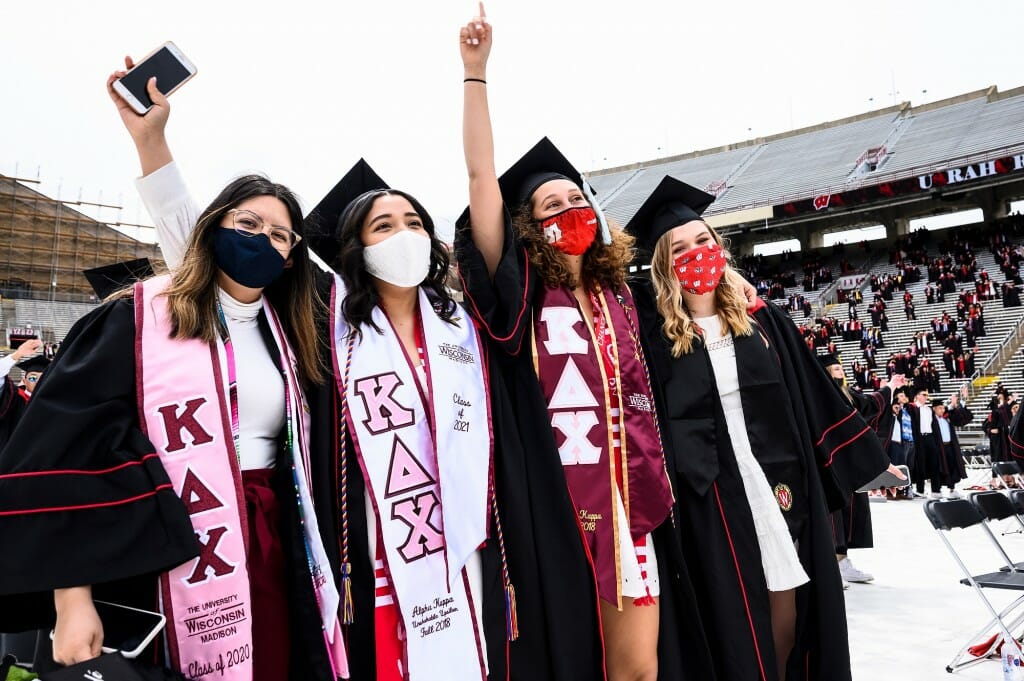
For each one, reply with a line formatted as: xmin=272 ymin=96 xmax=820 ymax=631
xmin=460 ymin=3 xmax=504 ymax=278
xmin=107 ymin=57 xmax=198 ymax=270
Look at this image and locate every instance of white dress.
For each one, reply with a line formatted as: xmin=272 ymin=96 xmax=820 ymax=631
xmin=694 ymin=315 xmax=810 ymax=592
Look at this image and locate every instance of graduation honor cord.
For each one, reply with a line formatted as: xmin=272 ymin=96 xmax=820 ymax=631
xmin=216 ymin=302 xmax=344 ymax=672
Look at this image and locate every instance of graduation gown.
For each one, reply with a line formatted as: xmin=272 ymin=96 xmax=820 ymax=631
xmin=906 ymin=404 xmax=969 ymax=488
xmin=935 ymin=405 xmax=973 ymax=486
xmin=0 ymin=298 xmax=337 ymax=681
xmin=454 ymin=221 xmax=714 ymax=681
xmin=304 ymin=273 xmax=510 ymax=681
xmin=831 ymin=387 xmax=891 ymax=553
xmin=0 ymin=378 xmax=31 ymax=452
xmin=633 ymin=281 xmax=890 ymax=681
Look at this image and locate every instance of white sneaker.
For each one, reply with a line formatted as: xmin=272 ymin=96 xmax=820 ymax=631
xmin=841 ymin=577 xmax=850 ymax=590
xmin=838 ymin=557 xmax=874 ymax=583
xmin=930 ymin=492 xmax=943 ymax=500
xmin=946 ymin=489 xmax=963 ymax=499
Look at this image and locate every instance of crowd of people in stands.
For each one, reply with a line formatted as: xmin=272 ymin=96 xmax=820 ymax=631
xmin=760 ymin=219 xmax=1024 ymax=496
xmin=742 ymin=248 xmax=850 ymax=302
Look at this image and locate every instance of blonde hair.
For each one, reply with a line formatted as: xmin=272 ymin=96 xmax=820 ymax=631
xmin=650 ymin=222 xmax=753 ymax=356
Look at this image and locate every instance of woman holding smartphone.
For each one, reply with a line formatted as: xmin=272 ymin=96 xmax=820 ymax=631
xmin=456 ymin=10 xmax=721 ymax=680
xmin=624 ymin=176 xmax=893 ymax=681
xmin=0 ymin=73 xmax=341 ymax=681
xmin=103 ymin=64 xmax=598 ymax=680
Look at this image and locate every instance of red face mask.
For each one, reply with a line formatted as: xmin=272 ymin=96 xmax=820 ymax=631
xmin=674 ymin=242 xmax=725 ymax=295
xmin=540 ymin=206 xmax=597 ymax=256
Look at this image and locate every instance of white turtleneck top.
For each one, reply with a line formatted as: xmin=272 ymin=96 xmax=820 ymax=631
xmin=218 ymin=288 xmax=285 ymax=471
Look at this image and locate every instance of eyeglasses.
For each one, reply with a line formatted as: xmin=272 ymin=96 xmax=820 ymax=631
xmin=226 ymin=209 xmax=302 ymax=248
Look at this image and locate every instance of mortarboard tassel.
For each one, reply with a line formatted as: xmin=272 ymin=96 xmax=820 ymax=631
xmin=505 ymin=581 xmax=520 ymax=641
xmin=581 ymin=175 xmax=612 ymax=246
xmin=341 ymin=561 xmax=355 ymax=626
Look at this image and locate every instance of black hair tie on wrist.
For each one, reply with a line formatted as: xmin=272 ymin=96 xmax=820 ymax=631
xmin=463 ymin=78 xmax=487 ymax=85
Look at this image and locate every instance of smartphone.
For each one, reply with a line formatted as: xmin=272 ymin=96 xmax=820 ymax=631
xmin=9 ymin=334 xmax=38 ymax=350
xmin=50 ymin=601 xmax=166 ymax=660
xmin=112 ymin=41 xmax=197 ymax=115
xmin=856 ymin=464 xmax=911 ymax=493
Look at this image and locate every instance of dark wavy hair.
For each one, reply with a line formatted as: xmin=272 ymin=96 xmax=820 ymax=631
xmin=512 ymin=202 xmax=635 ymax=291
xmin=163 ymin=174 xmax=326 ymax=385
xmin=334 ymin=189 xmax=456 ymax=336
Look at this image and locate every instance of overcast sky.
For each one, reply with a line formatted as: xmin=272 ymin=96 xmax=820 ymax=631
xmin=2 ymin=0 xmax=1022 ymax=242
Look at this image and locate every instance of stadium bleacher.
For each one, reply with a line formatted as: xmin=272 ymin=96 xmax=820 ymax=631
xmin=593 ymin=85 xmax=1024 ymax=223
xmin=11 ymin=299 xmax=98 ymax=342
xmin=753 ymin=219 xmax=1024 ymax=448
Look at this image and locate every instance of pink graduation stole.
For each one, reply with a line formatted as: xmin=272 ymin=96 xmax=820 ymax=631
xmin=531 ymin=284 xmax=673 ymax=607
xmin=135 ymin=275 xmax=345 ymax=680
xmin=331 ymin=275 xmax=491 ymax=681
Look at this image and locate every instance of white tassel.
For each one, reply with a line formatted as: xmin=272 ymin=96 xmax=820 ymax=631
xmin=581 ymin=175 xmax=612 ymax=245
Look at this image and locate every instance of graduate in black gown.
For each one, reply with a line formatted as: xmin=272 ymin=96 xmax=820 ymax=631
xmin=819 ymin=354 xmax=906 ymax=586
xmin=0 ymin=174 xmax=339 ymax=680
xmin=0 ymin=343 xmax=46 ymax=451
xmin=455 ymin=12 xmax=716 ymax=680
xmin=624 ymin=177 xmax=894 ymax=681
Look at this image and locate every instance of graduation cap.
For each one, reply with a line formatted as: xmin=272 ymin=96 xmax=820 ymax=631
xmin=459 ymin=137 xmax=611 ymax=245
xmin=817 ymin=353 xmax=840 ymax=368
xmin=83 ymin=258 xmax=154 ymax=299
xmin=930 ymin=398 xmax=946 ymax=408
xmin=16 ymin=356 xmax=49 ymax=374
xmin=304 ymin=159 xmax=389 ymax=265
xmin=624 ymin=176 xmax=716 ymax=254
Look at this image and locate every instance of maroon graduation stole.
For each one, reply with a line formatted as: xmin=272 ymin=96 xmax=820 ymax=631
xmin=531 ymin=284 xmax=673 ymax=606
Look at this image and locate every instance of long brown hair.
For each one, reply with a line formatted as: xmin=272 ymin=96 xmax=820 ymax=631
xmin=650 ymin=222 xmax=752 ymax=356
xmin=161 ymin=175 xmax=326 ymax=384
xmin=512 ymin=203 xmax=634 ymax=291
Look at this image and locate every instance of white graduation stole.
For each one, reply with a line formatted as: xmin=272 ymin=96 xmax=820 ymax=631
xmin=333 ymin=276 xmax=490 ymax=680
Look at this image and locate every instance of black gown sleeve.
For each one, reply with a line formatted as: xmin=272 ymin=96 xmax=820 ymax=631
xmin=454 ymin=209 xmax=535 ymax=355
xmin=848 ymin=386 xmax=891 ymax=432
xmin=948 ymin=404 xmax=973 ymax=428
xmin=0 ymin=299 xmax=198 ymax=610
xmin=753 ymin=302 xmax=890 ymax=509
xmin=1009 ymin=406 xmax=1024 ymax=459
xmin=0 ymin=376 xmax=30 ymax=447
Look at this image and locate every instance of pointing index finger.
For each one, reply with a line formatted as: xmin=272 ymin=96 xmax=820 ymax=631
xmin=479 ymin=2 xmax=486 ymax=19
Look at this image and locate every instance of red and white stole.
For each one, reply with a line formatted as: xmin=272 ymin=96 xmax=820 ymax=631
xmin=331 ymin=275 xmax=491 ymax=681
xmin=531 ymin=284 xmax=673 ymax=607
xmin=135 ymin=275 xmax=345 ymax=681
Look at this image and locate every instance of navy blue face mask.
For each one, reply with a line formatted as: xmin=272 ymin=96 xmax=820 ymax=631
xmin=213 ymin=228 xmax=287 ymax=289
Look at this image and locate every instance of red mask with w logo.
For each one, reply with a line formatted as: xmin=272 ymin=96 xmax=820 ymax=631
xmin=540 ymin=206 xmax=598 ymax=256
xmin=674 ymin=242 xmax=725 ymax=295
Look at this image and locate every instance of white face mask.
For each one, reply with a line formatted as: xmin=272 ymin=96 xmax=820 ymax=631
xmin=362 ymin=229 xmax=432 ymax=288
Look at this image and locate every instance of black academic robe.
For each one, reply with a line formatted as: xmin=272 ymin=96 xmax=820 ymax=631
xmin=633 ymin=283 xmax=890 ymax=681
xmin=934 ymin=406 xmax=973 ymax=485
xmin=831 ymin=387 xmax=891 ymax=552
xmin=304 ymin=273 xmax=509 ymax=681
xmin=454 ymin=221 xmax=714 ymax=681
xmin=907 ymin=403 xmax=970 ymax=488
xmin=0 ymin=377 xmax=31 ymax=452
xmin=987 ymin=409 xmax=1011 ymax=463
xmin=1008 ymin=408 xmax=1024 ymax=461
xmin=0 ymin=298 xmax=336 ymax=681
